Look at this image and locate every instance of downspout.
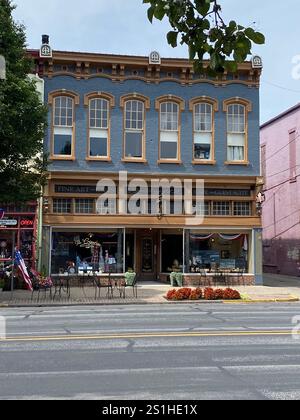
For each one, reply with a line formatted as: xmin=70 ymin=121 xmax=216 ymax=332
xmin=37 ymin=188 xmax=43 ymax=273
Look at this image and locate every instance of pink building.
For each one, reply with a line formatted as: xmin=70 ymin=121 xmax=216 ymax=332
xmin=261 ymin=104 xmax=300 ymax=276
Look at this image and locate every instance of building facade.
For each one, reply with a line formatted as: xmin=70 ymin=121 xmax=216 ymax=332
xmin=30 ymin=42 xmax=263 ymax=285
xmin=261 ymin=104 xmax=300 ymax=277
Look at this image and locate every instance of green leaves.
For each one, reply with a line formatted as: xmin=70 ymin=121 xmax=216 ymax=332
xmin=167 ymin=31 xmax=179 ymax=47
xmin=245 ymin=27 xmax=265 ymax=44
xmin=0 ymin=0 xmax=48 ymax=202
xmin=143 ymin=0 xmax=265 ymax=73
xmin=195 ymin=0 xmax=211 ymax=17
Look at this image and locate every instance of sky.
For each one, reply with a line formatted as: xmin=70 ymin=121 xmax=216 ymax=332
xmin=12 ymin=0 xmax=300 ymax=124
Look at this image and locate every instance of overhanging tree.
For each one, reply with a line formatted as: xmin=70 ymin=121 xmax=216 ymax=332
xmin=0 ymin=0 xmax=47 ymax=203
xmin=143 ymin=0 xmax=265 ymax=73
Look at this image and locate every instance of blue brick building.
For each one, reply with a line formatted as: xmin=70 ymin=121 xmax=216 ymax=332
xmin=31 ymin=43 xmax=264 ymax=285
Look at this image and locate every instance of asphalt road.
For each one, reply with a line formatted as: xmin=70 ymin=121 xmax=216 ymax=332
xmin=1 ymin=303 xmax=300 ymax=400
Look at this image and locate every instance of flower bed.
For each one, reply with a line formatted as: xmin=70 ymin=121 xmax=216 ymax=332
xmin=166 ymin=287 xmax=241 ymax=301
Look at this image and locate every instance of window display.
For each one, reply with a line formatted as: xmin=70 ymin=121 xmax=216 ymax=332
xmin=51 ymin=230 xmax=124 ymax=274
xmin=185 ymin=231 xmax=249 ymax=273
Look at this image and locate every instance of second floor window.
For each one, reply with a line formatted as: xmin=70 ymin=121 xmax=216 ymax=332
xmin=53 ymin=96 xmax=74 ymax=157
xmin=194 ymin=103 xmax=213 ymax=161
xmin=227 ymin=104 xmax=246 ymax=162
xmin=160 ymin=102 xmax=179 ymax=160
xmin=124 ymin=100 xmax=144 ymax=159
xmin=89 ymin=98 xmax=109 ymax=158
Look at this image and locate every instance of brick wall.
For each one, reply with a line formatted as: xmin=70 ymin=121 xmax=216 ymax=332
xmin=44 ymin=76 xmax=260 ymax=177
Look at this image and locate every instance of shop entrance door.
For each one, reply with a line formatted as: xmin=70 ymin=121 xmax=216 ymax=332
xmin=136 ymin=229 xmax=159 ymax=281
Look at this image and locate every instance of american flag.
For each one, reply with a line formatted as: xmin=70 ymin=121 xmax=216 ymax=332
xmin=15 ymin=250 xmax=33 ymax=291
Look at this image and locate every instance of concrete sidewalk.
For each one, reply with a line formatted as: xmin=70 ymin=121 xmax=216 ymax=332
xmin=0 ymin=274 xmax=300 ymax=306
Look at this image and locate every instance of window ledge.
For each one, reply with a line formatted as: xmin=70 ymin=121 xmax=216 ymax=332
xmin=158 ymin=160 xmax=183 ymax=165
xmin=86 ymin=157 xmax=112 ymax=162
xmin=192 ymin=160 xmax=216 ymax=165
xmin=121 ymin=158 xmax=148 ymax=164
xmin=225 ymin=161 xmax=250 ymax=166
xmin=50 ymin=156 xmax=76 ymax=161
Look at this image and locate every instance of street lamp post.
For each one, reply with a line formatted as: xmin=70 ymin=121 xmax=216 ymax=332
xmin=0 ymin=55 xmax=6 ymax=80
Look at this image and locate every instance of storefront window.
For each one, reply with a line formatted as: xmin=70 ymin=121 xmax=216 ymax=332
xmin=20 ymin=230 xmax=34 ymax=260
xmin=185 ymin=231 xmax=249 ymax=273
xmin=161 ymin=232 xmax=183 ymax=273
xmin=51 ymin=230 xmax=124 ymax=274
xmin=0 ymin=232 xmax=17 ymax=261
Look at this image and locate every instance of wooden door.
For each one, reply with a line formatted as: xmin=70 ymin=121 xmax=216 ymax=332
xmin=136 ymin=229 xmax=159 ymax=281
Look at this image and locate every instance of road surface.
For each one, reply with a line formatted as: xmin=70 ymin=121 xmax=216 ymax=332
xmin=1 ymin=303 xmax=300 ymax=400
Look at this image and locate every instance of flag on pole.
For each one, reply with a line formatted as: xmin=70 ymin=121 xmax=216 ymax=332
xmin=15 ymin=250 xmax=33 ymax=291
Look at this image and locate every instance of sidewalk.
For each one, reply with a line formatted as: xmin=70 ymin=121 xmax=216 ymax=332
xmin=0 ymin=275 xmax=300 ymax=306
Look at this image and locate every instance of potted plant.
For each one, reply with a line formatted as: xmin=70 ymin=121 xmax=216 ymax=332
xmin=125 ymin=269 xmax=136 ymax=286
xmin=170 ymin=272 xmax=183 ymax=287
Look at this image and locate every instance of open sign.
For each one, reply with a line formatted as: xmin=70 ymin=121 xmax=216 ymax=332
xmin=20 ymin=219 xmax=34 ymax=228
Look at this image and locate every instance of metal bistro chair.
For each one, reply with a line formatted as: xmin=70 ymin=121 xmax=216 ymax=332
xmin=30 ymin=271 xmax=53 ymax=302
xmin=94 ymin=274 xmax=113 ymax=300
xmin=236 ymin=267 xmax=246 ymax=286
xmin=78 ymin=272 xmax=94 ymax=297
xmin=52 ymin=274 xmax=71 ymax=301
xmin=199 ymin=268 xmax=209 ymax=287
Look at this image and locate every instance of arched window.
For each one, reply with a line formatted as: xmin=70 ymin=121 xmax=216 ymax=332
xmin=156 ymin=95 xmax=184 ymax=163
xmin=53 ymin=96 xmax=74 ymax=157
xmin=224 ymin=98 xmax=252 ymax=164
xmin=85 ymin=92 xmax=114 ymax=161
xmin=89 ymin=98 xmax=109 ymax=158
xmin=194 ymin=103 xmax=213 ymax=161
xmin=227 ymin=104 xmax=246 ymax=161
xmin=120 ymin=94 xmax=150 ymax=162
xmin=160 ymin=102 xmax=179 ymax=160
xmin=124 ymin=100 xmax=144 ymax=159
xmin=49 ymin=90 xmax=79 ymax=160
xmin=190 ymin=97 xmax=218 ymax=164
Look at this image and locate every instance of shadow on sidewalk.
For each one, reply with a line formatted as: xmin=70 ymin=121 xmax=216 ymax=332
xmin=264 ymin=273 xmax=300 ymax=288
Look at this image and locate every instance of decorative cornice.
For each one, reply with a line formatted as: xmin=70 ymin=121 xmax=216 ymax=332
xmin=189 ymin=96 xmax=219 ymax=112
xmin=155 ymin=95 xmax=185 ymax=111
xmin=28 ymin=49 xmax=262 ymax=88
xmin=120 ymin=93 xmax=151 ymax=109
xmin=48 ymin=89 xmax=80 ymax=105
xmin=84 ymin=92 xmax=115 ymax=107
xmin=223 ymin=97 xmax=253 ymax=112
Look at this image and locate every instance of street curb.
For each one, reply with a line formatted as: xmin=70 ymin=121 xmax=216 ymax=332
xmin=0 ymin=300 xmax=224 ymax=308
xmin=0 ymin=297 xmax=299 ymax=308
xmin=224 ymin=296 xmax=300 ymax=304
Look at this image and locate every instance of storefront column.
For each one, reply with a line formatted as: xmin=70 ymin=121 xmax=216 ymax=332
xmin=41 ymin=226 xmax=51 ymax=276
xmin=123 ymin=228 xmax=126 ymax=273
xmin=117 ymin=228 xmax=123 ymax=273
xmin=252 ymin=228 xmax=263 ymax=285
xmin=184 ymin=229 xmax=190 ymax=274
